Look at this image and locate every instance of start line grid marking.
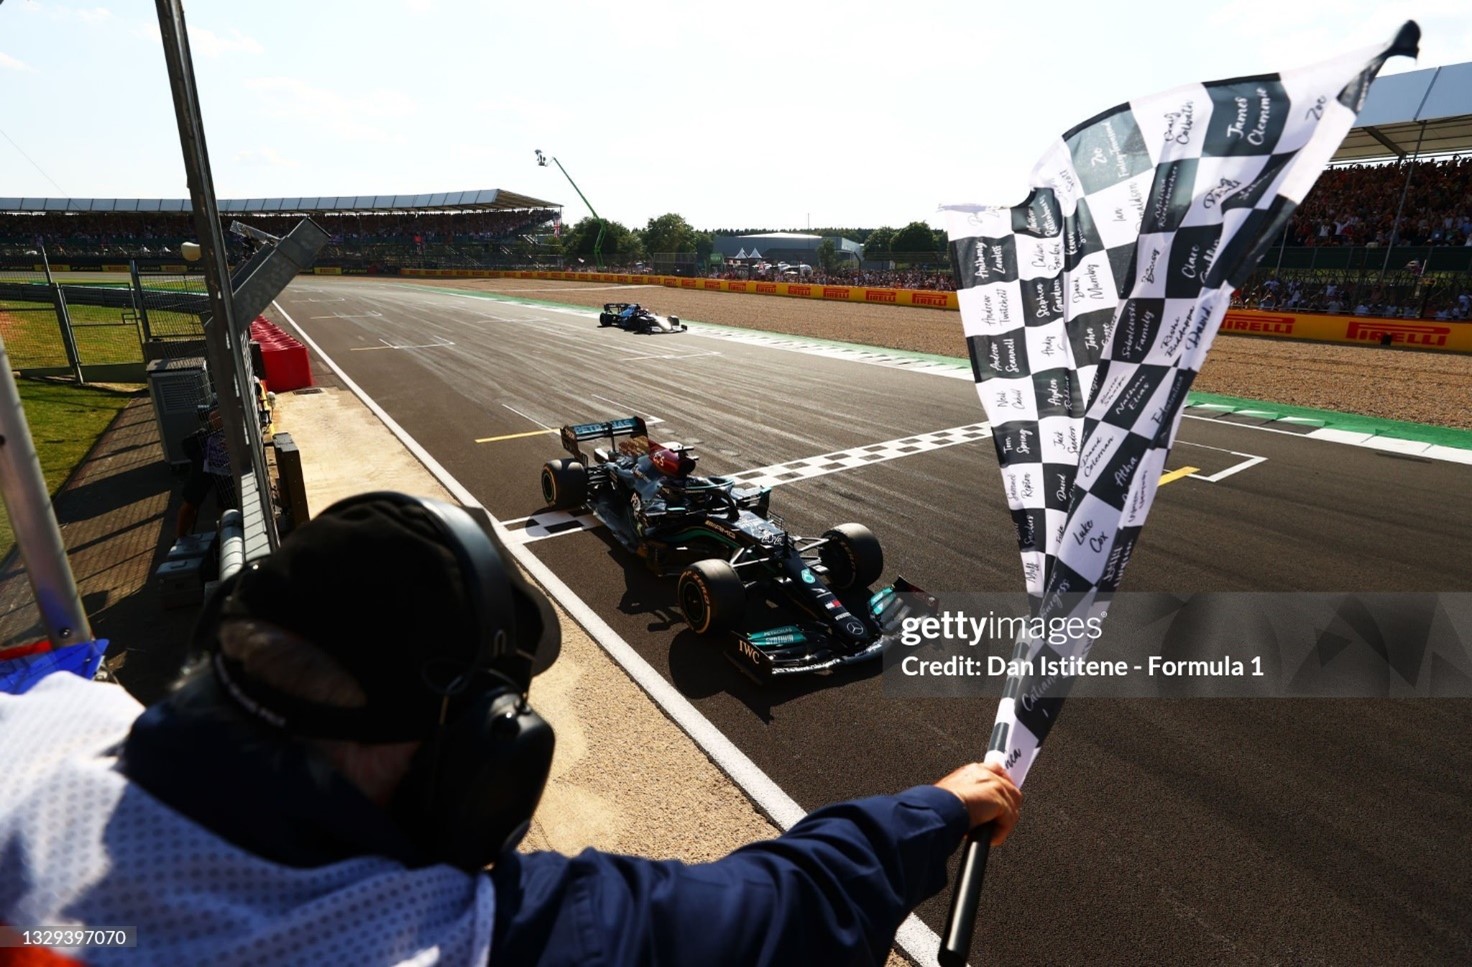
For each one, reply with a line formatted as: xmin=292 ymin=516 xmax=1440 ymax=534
xmin=687 ymin=325 xmax=974 ymax=381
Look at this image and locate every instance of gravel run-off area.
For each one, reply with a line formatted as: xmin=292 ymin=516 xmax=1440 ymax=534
xmin=409 ymin=277 xmax=1472 ymax=430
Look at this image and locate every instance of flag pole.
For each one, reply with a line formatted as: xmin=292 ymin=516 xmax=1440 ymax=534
xmin=0 ymin=337 xmax=93 ymax=653
xmin=939 ymin=827 xmax=993 ymax=966
xmin=939 ymin=627 xmax=1031 ymax=964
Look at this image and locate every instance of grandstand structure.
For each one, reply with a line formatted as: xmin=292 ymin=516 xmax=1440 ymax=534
xmin=1332 ymin=61 xmax=1472 ymax=162
xmin=1233 ymin=61 xmax=1472 ymax=321
xmin=0 ymin=188 xmax=561 ymax=272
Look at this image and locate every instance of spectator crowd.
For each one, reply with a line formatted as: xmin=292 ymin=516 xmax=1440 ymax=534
xmin=0 ymin=209 xmax=554 ymax=259
xmin=3 ymin=157 xmax=1470 ymax=303
xmin=1231 ymin=273 xmax=1472 ymax=320
xmin=1285 ymin=156 xmax=1472 ymax=248
xmin=711 ymin=263 xmax=957 ymax=290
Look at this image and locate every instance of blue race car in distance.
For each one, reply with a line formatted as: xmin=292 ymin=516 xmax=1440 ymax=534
xmin=597 ymin=302 xmax=686 ymax=333
xmin=539 ymin=416 xmax=932 ymax=678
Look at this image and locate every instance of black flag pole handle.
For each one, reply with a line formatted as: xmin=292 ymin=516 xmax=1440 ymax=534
xmin=940 ymin=632 xmax=1028 ymax=965
xmin=939 ymin=823 xmax=993 ymax=966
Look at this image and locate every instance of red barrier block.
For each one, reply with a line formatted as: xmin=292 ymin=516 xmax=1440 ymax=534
xmin=259 ymin=342 xmax=313 ymax=391
xmin=247 ymin=318 xmax=312 ymax=389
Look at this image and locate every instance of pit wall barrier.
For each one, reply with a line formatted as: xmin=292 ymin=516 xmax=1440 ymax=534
xmin=397 ymin=268 xmax=960 ymax=310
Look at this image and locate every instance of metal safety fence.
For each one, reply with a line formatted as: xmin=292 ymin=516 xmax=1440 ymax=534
xmin=0 ymin=252 xmax=267 ymax=577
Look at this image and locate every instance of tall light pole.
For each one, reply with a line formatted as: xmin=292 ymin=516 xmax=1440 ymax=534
xmin=536 ymin=149 xmax=605 ymax=269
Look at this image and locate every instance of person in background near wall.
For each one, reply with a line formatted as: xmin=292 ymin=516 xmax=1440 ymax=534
xmin=176 ymin=406 xmax=235 ymax=539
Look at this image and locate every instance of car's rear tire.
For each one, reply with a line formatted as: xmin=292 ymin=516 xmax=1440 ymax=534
xmin=541 ymin=458 xmax=587 ymax=510
xmin=598 ymin=313 xmax=613 ymax=327
xmin=678 ymin=559 xmax=744 ymax=635
xmin=819 ymin=523 xmax=884 ymax=591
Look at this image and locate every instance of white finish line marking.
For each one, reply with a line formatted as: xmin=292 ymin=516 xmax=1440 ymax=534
xmin=505 ymin=509 xmax=602 ymax=541
xmin=502 ymin=402 xmax=554 ymax=430
xmin=725 ymin=422 xmax=994 ymax=488
xmin=309 ymin=311 xmax=385 ymax=320
xmin=1175 ymin=441 xmax=1267 ymax=482
xmin=349 ymin=336 xmax=455 ymax=351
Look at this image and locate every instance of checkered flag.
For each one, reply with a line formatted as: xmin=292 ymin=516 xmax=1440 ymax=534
xmin=944 ymin=21 xmax=1417 ymax=786
xmin=935 ymin=22 xmax=1419 ymax=966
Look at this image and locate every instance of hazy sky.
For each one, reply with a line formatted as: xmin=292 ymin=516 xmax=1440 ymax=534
xmin=2 ymin=1 xmax=1467 ymax=232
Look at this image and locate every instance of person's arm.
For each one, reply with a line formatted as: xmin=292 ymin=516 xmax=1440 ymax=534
xmin=492 ymin=776 xmax=1013 ymax=966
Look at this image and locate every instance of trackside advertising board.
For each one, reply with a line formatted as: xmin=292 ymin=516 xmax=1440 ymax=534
xmin=1220 ymin=309 xmax=1472 ymax=351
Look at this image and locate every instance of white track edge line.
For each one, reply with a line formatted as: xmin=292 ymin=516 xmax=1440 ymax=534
xmin=272 ymin=298 xmax=950 ymax=966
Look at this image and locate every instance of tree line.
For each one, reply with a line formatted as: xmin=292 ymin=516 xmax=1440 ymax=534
xmin=548 ymin=214 xmax=949 ymax=268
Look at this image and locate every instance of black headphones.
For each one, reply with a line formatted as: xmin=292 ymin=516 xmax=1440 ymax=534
xmin=197 ymin=492 xmax=557 ymax=872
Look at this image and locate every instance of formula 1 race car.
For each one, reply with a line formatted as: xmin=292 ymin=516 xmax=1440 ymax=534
xmin=539 ymin=416 xmax=932 ymax=678
xmin=597 ymin=302 xmax=686 ymax=334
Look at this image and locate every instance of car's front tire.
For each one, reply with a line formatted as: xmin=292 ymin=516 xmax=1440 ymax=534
xmin=541 ymin=458 xmax=587 ymax=510
xmin=678 ymin=559 xmax=745 ymax=635
xmin=819 ymin=523 xmax=884 ymax=591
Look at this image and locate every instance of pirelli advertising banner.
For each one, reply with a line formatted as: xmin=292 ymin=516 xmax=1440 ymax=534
xmin=666 ymin=275 xmax=958 ymax=309
xmin=1222 ymin=309 xmax=1472 ymax=353
xmin=665 ymin=275 xmax=957 ymax=308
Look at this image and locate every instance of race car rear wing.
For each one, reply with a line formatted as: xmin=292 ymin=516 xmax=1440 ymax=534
xmin=560 ymin=416 xmax=648 ymax=461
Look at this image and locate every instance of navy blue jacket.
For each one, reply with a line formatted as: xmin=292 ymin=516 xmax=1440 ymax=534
xmin=490 ymin=785 xmax=969 ymax=966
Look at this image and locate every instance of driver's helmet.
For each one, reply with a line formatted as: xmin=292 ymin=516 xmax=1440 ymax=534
xmin=650 ymin=441 xmax=698 ymax=478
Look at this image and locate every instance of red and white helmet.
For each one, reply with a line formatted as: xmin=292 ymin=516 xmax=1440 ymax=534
xmin=650 ymin=442 xmax=698 ymax=476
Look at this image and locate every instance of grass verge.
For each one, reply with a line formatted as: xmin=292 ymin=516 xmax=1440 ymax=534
xmin=0 ymin=379 xmax=136 ymax=558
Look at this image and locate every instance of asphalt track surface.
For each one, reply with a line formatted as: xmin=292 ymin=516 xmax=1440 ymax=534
xmin=274 ymin=277 xmax=1471 ymax=966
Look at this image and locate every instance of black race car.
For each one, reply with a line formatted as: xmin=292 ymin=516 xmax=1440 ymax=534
xmin=597 ymin=302 xmax=686 ymax=333
xmin=539 ymin=416 xmax=932 ymax=678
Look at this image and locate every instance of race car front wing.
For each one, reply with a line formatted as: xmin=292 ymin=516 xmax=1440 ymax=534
xmin=727 ymin=579 xmax=936 ymax=678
